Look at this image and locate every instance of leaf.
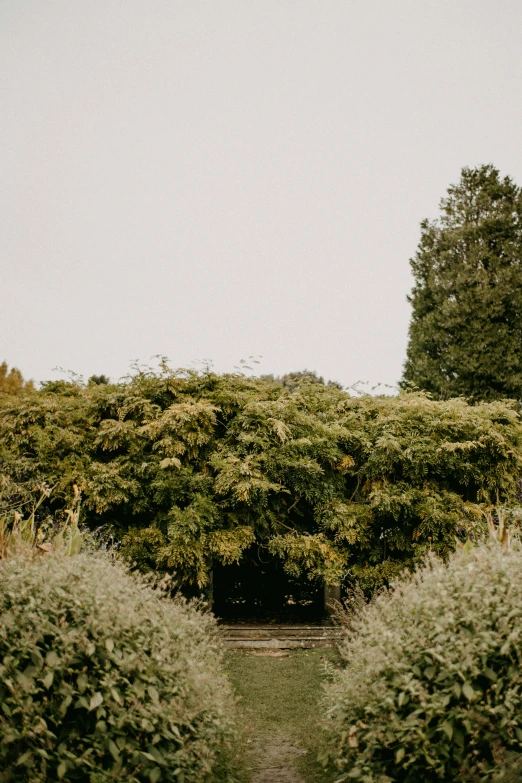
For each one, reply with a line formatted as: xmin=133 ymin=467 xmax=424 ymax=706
xmin=441 ymin=722 xmax=453 ymax=740
xmin=77 ymin=673 xmax=88 ymax=693
xmin=69 ymin=531 xmax=83 ymax=555
xmin=105 ymin=638 xmax=114 ymax=653
xmin=160 ymin=457 xmax=181 ymax=470
xmin=395 ymin=747 xmax=405 ymax=763
xmin=42 ymin=671 xmax=54 ymax=689
xmin=46 ymin=651 xmax=59 ymax=667
xmin=462 ymin=682 xmax=475 ymax=701
xmin=148 ymin=746 xmax=166 ymax=764
xmin=348 ymin=727 xmax=358 ymax=748
xmin=89 ymin=692 xmax=104 ymax=711
xmin=16 ymin=751 xmax=32 ymax=766
xmin=398 ymin=691 xmax=409 ymax=707
xmin=108 ymin=739 xmax=120 ymax=761
xmin=57 ymin=761 xmax=67 ymax=779
xmin=150 ymin=769 xmax=162 ymax=783
xmin=111 ymin=687 xmax=123 ymax=705
xmin=31 ymin=650 xmax=43 ymax=667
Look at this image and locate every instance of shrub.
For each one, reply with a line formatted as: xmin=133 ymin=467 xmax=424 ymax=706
xmin=0 ymin=554 xmax=237 ymax=782
xmin=324 ymin=544 xmax=522 ymax=782
xmin=2 ymin=364 xmax=522 ymax=593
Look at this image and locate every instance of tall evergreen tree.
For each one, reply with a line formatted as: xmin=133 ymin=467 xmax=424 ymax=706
xmin=403 ymin=165 xmax=522 ymax=400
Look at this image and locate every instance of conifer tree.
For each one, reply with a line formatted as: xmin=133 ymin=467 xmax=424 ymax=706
xmin=403 ymin=165 xmax=522 ymax=400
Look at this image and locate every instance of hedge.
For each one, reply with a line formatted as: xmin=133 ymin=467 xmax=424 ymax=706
xmin=0 ymin=553 xmax=237 ymax=782
xmin=325 ymin=544 xmax=522 ymax=782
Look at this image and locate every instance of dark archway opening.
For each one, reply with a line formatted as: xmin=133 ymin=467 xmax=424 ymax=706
xmin=212 ymin=546 xmax=325 ymax=623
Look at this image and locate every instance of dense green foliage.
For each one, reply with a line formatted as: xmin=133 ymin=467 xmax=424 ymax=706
xmin=325 ymin=543 xmax=522 ymax=782
xmin=403 ymin=165 xmax=522 ymax=401
xmin=1 ymin=365 xmax=522 ymax=590
xmin=0 ymin=553 xmax=237 ymax=782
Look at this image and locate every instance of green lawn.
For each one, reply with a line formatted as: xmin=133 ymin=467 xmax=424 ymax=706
xmin=224 ymin=648 xmax=339 ymax=782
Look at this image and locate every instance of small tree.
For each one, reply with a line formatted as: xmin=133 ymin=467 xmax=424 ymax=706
xmin=403 ymin=165 xmax=522 ymax=401
xmin=0 ymin=362 xmax=33 ymax=394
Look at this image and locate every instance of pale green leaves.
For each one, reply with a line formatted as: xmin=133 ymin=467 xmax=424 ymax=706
xmin=89 ymin=692 xmax=104 ymax=711
xmin=160 ymin=457 xmax=181 ymax=470
xmin=326 ymin=544 xmax=522 ymax=781
xmin=0 ymin=553 xmax=237 ymax=781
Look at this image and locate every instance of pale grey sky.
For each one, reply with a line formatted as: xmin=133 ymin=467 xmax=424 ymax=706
xmin=2 ymin=1 xmax=522 ymax=389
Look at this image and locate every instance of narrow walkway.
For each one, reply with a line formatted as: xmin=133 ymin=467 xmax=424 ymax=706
xmin=225 ymin=648 xmax=337 ymax=783
xmin=251 ymin=736 xmax=306 ymax=783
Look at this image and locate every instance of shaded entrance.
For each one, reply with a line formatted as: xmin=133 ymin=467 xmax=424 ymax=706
xmin=212 ymin=547 xmax=325 ymax=623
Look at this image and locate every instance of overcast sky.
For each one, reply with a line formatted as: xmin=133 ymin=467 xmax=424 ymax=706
xmin=2 ymin=1 xmax=522 ymax=389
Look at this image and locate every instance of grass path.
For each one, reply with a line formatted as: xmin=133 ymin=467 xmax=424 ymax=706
xmin=224 ymin=648 xmax=338 ymax=783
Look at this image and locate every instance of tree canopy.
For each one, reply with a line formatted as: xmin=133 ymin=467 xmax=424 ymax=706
xmin=403 ymin=165 xmax=522 ymax=401
xmin=1 ymin=364 xmax=521 ymax=593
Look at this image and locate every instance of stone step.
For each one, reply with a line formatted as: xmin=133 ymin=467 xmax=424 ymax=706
xmin=224 ymin=638 xmax=337 ymax=649
xmin=221 ymin=624 xmax=342 ymax=649
xmin=222 ymin=628 xmax=342 ymax=638
xmin=221 ymin=624 xmax=337 ymax=629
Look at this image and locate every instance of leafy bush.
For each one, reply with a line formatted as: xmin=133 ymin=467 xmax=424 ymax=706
xmin=325 ymin=544 xmax=522 ymax=782
xmin=0 ymin=554 xmax=237 ymax=782
xmin=2 ymin=364 xmax=522 ymax=591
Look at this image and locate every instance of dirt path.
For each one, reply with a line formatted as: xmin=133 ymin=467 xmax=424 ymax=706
xmin=251 ymin=736 xmax=307 ymax=783
xmin=225 ymin=648 xmax=337 ymax=783
xmin=249 ymin=650 xmax=306 ymax=782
